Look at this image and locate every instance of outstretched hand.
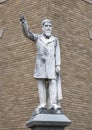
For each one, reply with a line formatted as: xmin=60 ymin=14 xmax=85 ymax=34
xmin=19 ymin=14 xmax=26 ymax=23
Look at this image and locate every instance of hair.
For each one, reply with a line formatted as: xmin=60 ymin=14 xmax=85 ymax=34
xmin=41 ymin=19 xmax=52 ymax=26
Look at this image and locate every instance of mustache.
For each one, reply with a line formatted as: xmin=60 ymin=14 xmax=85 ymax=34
xmin=46 ymin=29 xmax=51 ymax=31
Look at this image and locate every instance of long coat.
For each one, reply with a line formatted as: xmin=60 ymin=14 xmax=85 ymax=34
xmin=22 ymin=21 xmax=61 ymax=79
xmin=32 ymin=34 xmax=61 ymax=79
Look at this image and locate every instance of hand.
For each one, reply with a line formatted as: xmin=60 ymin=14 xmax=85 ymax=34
xmin=56 ymin=66 xmax=60 ymax=74
xmin=19 ymin=14 xmax=26 ymax=23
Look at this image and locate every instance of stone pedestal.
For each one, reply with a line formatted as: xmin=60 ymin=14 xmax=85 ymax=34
xmin=26 ymin=114 xmax=71 ymax=130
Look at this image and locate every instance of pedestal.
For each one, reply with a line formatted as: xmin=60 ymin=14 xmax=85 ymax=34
xmin=26 ymin=114 xmax=71 ymax=130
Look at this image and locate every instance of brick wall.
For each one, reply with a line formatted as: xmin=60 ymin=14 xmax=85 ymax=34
xmin=0 ymin=0 xmax=92 ymax=130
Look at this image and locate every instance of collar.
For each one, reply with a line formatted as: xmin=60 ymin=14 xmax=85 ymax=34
xmin=39 ymin=34 xmax=55 ymax=44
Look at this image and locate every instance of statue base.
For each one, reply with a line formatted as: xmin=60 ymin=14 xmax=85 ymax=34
xmin=26 ymin=114 xmax=71 ymax=130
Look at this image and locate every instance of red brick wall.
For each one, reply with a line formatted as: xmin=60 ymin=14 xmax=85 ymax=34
xmin=0 ymin=0 xmax=92 ymax=130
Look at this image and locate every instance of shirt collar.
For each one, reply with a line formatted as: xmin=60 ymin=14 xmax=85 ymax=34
xmin=39 ymin=34 xmax=55 ymax=44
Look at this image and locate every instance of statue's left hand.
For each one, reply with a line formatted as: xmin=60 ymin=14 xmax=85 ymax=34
xmin=56 ymin=66 xmax=60 ymax=74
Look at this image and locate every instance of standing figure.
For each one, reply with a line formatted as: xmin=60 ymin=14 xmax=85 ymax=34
xmin=20 ymin=15 xmax=63 ymax=114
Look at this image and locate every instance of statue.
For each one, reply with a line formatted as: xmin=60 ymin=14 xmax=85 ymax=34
xmin=20 ymin=15 xmax=63 ymax=115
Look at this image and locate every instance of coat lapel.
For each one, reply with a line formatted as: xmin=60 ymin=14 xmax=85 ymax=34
xmin=39 ymin=35 xmax=55 ymax=45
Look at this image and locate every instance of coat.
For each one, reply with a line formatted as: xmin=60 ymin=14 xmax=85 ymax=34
xmin=32 ymin=34 xmax=61 ymax=79
xmin=22 ymin=20 xmax=61 ymax=79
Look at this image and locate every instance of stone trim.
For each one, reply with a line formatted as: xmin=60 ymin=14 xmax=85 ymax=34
xmin=83 ymin=0 xmax=92 ymax=4
xmin=0 ymin=0 xmax=7 ymax=4
xmin=0 ymin=29 xmax=4 ymax=38
xmin=88 ymin=30 xmax=92 ymax=39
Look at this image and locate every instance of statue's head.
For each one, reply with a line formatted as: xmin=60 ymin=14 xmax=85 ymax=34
xmin=41 ymin=19 xmax=52 ymax=38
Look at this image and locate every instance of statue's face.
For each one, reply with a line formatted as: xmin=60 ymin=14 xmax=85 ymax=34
xmin=42 ymin=22 xmax=52 ymax=38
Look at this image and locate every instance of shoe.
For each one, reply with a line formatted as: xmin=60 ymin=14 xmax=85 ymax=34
xmin=50 ymin=104 xmax=63 ymax=114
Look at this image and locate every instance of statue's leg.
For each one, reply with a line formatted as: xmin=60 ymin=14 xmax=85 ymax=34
xmin=37 ymin=79 xmax=46 ymax=108
xmin=49 ymin=79 xmax=57 ymax=108
xmin=48 ymin=79 xmax=63 ymax=114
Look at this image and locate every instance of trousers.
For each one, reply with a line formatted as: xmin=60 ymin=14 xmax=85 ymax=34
xmin=37 ymin=79 xmax=57 ymax=109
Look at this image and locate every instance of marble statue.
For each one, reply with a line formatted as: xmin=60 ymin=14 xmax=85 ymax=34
xmin=20 ymin=15 xmax=63 ymax=114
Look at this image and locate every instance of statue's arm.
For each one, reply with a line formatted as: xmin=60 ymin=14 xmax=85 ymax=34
xmin=20 ymin=14 xmax=38 ymax=42
xmin=55 ymin=38 xmax=61 ymax=73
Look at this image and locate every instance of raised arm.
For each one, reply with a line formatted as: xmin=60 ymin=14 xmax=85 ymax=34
xmin=20 ymin=14 xmax=38 ymax=42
